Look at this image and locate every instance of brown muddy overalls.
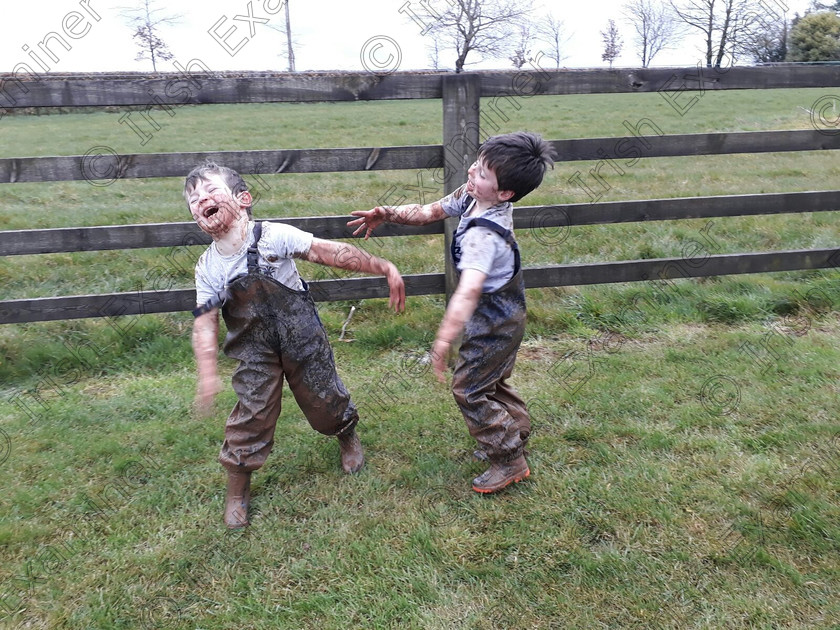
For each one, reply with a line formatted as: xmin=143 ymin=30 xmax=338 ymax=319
xmin=450 ymin=217 xmax=531 ymax=464
xmin=195 ymin=222 xmax=359 ymax=473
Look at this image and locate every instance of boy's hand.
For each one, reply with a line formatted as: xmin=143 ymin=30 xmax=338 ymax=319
xmin=431 ymin=339 xmax=450 ymax=384
xmin=347 ymin=207 xmax=387 ymax=240
xmin=384 ymin=262 xmax=406 ymax=313
xmin=195 ymin=375 xmax=223 ymax=418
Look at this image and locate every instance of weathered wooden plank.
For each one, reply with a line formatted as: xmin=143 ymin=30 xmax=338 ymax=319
xmin=4 ymin=67 xmax=840 ymax=109
xmin=0 ymin=217 xmax=445 ymax=256
xmin=513 ymin=190 xmax=840 ymax=231
xmin=0 ymin=72 xmax=445 ymax=108
xmin=3 ymin=191 xmax=839 ymax=256
xmin=0 ymin=273 xmax=446 ymax=324
xmin=307 ymin=273 xmax=445 ymax=302
xmin=0 ymin=223 xmax=209 ymax=256
xmin=0 ymin=146 xmax=443 ymax=184
xmin=2 ymin=249 xmax=837 ymax=324
xmin=3 ymin=129 xmax=839 ymax=184
xmin=551 ymin=130 xmax=840 ymax=163
xmin=523 ymin=248 xmax=840 ymax=288
xmin=478 ymin=66 xmax=840 ymax=97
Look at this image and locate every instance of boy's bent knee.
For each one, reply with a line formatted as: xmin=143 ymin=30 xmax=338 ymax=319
xmin=307 ymin=400 xmax=359 ymax=436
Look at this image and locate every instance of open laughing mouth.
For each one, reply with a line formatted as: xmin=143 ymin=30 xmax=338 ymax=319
xmin=203 ymin=206 xmax=220 ymax=219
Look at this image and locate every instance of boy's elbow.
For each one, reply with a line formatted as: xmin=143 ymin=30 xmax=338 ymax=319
xmin=455 ymin=283 xmax=483 ymax=305
xmin=302 ymin=238 xmax=333 ymax=266
xmin=467 ymin=285 xmax=484 ymax=303
xmin=456 ymin=270 xmax=487 ymax=301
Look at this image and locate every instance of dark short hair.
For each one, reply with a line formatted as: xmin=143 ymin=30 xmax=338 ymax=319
xmin=183 ymin=161 xmax=252 ymax=218
xmin=478 ymin=132 xmax=555 ymax=203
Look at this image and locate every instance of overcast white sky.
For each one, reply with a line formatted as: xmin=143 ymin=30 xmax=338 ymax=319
xmin=0 ymin=0 xmax=814 ymax=75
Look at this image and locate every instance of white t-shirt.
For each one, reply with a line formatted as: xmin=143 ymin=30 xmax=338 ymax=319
xmin=440 ymin=185 xmax=517 ymax=293
xmin=194 ymin=221 xmax=313 ymax=306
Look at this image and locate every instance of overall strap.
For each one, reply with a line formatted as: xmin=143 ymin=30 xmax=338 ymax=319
xmin=451 ymin=217 xmax=521 ymax=275
xmin=247 ymin=221 xmax=263 ymax=274
xmin=192 ymin=222 xmax=263 ymax=318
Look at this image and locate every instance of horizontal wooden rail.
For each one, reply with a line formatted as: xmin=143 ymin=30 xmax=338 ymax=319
xmin=3 ymin=191 xmax=838 ymax=256
xmin=1 ymin=248 xmax=837 ymax=324
xmin=524 ymin=248 xmax=840 ymax=288
xmin=0 ymin=273 xmax=446 ymax=324
xmin=555 ymin=129 xmax=840 ymax=161
xmin=0 ymin=145 xmax=442 ymax=184
xmin=2 ymin=67 xmax=840 ymax=109
xmin=3 ymin=130 xmax=840 ymax=184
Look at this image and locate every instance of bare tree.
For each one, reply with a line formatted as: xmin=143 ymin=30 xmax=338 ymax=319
xmin=623 ymin=0 xmax=684 ymax=66
xmin=428 ymin=39 xmax=443 ymax=69
xmin=739 ymin=12 xmax=787 ymax=62
xmin=414 ymin=0 xmax=534 ymax=73
xmin=284 ymin=1 xmax=295 ymax=72
xmin=120 ymin=0 xmax=180 ymax=73
xmin=535 ymin=13 xmax=570 ymax=68
xmin=669 ymin=0 xmax=760 ymax=68
xmin=509 ymin=24 xmax=534 ymax=68
xmin=264 ymin=1 xmax=298 ymax=71
xmin=601 ymin=19 xmax=624 ymax=67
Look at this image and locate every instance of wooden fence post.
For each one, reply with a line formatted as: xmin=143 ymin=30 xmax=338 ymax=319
xmin=441 ymin=73 xmax=481 ymax=300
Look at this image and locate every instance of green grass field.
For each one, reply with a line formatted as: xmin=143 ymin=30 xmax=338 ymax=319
xmin=0 ymin=88 xmax=838 ymax=629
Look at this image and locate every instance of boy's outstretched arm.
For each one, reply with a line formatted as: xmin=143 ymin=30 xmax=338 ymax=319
xmin=303 ymin=238 xmax=406 ymax=312
xmin=192 ymin=308 xmax=223 ymax=417
xmin=347 ymin=200 xmax=448 ymax=240
xmin=431 ymin=269 xmax=486 ymax=383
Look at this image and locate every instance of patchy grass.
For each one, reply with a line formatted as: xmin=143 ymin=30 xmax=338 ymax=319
xmin=0 ymin=311 xmax=838 ymax=628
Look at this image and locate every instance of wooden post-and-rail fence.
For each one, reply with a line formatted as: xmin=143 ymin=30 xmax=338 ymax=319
xmin=1 ymin=67 xmax=840 ymax=324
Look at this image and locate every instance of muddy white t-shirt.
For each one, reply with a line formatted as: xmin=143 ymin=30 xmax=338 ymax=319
xmin=194 ymin=220 xmax=313 ymax=306
xmin=440 ymin=184 xmax=516 ymax=293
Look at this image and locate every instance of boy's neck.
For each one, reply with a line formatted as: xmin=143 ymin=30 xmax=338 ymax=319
xmin=212 ymin=214 xmax=251 ymax=256
xmin=469 ymin=198 xmax=505 ymax=215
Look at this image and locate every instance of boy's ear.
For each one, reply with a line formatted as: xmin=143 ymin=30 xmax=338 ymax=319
xmin=237 ymin=190 xmax=253 ymax=207
xmin=498 ymin=189 xmax=514 ymax=202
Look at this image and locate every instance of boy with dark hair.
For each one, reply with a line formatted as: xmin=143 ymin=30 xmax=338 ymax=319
xmin=186 ymin=161 xmax=405 ymax=528
xmin=348 ymin=131 xmax=554 ymax=493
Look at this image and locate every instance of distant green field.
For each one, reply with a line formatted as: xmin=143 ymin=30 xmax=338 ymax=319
xmin=0 ymin=88 xmax=838 ymax=629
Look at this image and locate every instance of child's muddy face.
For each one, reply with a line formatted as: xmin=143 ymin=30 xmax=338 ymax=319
xmin=187 ymin=174 xmax=245 ymax=236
